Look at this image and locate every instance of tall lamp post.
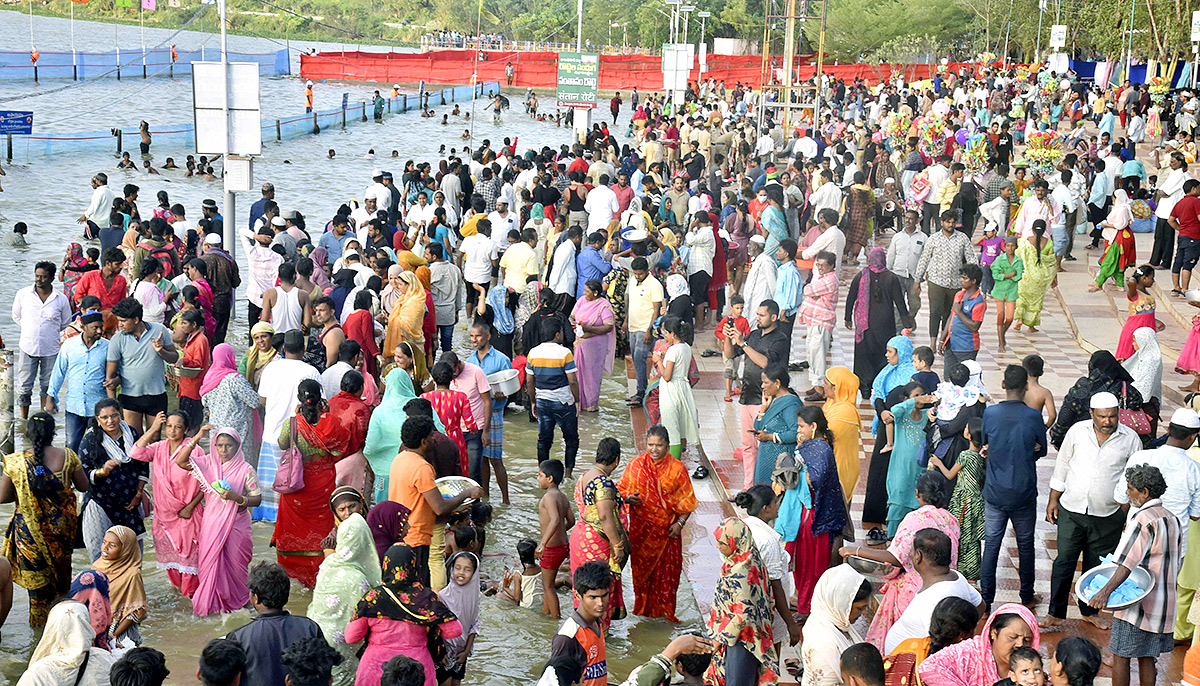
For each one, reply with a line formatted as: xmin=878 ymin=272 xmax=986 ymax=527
xmin=680 ymin=5 xmax=695 ymax=45
xmin=698 ymin=10 xmax=710 ymax=74
xmin=664 ymin=0 xmax=681 ymax=43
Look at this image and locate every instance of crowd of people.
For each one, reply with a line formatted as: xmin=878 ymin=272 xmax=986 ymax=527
xmin=3 ymin=61 xmax=1200 ymax=686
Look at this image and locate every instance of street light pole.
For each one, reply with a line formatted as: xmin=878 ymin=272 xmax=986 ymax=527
xmin=1035 ymin=0 xmax=1045 ymax=62
xmin=218 ymin=0 xmax=235 ymax=260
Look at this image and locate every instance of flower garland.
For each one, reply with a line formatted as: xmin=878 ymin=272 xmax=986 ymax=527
xmin=884 ymin=112 xmax=911 ymax=148
xmin=1148 ymin=76 xmax=1170 ymax=104
xmin=1025 ymin=129 xmax=1063 ymax=175
xmin=915 ymin=115 xmax=946 ymax=159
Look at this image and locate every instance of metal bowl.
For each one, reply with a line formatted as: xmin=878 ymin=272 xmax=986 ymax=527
xmin=1184 ymin=289 xmax=1200 ymax=303
xmin=435 ymin=476 xmax=481 ymax=512
xmin=846 ymin=555 xmax=901 ymax=582
xmin=1074 ymin=563 xmax=1156 ymax=611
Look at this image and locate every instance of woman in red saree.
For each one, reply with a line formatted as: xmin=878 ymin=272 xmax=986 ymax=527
xmin=272 ymin=379 xmax=353 ymax=588
xmin=343 ymin=292 xmax=381 ymax=379
xmin=616 ymin=424 xmax=697 ymax=621
xmin=327 ymin=374 xmax=373 ymax=495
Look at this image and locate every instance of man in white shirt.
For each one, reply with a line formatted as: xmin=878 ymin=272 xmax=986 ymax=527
xmin=12 ymin=261 xmax=73 ymax=418
xmin=754 ymin=126 xmax=775 ymax=160
xmin=881 ymin=528 xmax=984 ymax=654
xmin=487 ymin=196 xmax=520 ymax=252
xmin=922 ymin=156 xmax=952 ymax=232
xmin=886 ymin=209 xmax=926 ymax=317
xmin=1043 ymin=392 xmax=1143 ymax=629
xmin=809 ymin=169 xmax=842 ymax=218
xmin=1049 ymin=170 xmax=1075 ymax=269
xmin=460 ymin=219 xmax=498 ymax=312
xmin=255 ymin=330 xmax=321 ymax=522
xmin=241 ymin=225 xmax=285 ymax=326
xmin=1114 ymin=408 xmax=1200 ymax=544
xmin=364 ymin=169 xmax=388 ymax=209
xmin=548 ymin=227 xmax=583 ymax=306
xmin=321 ymin=339 xmax=362 ymax=400
xmin=742 ymin=237 xmax=777 ymax=329
xmin=1151 ymin=153 xmax=1193 ymax=269
xmin=583 ymin=175 xmax=619 ymax=234
xmin=78 ymin=173 xmax=118 ymax=238
xmin=801 ymin=208 xmax=847 ymax=271
xmin=351 ymin=193 xmax=379 ymax=242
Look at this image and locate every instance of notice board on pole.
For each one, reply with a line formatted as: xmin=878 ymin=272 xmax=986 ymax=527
xmin=556 ymin=52 xmax=600 ymax=108
xmin=192 ymin=61 xmax=262 ymax=156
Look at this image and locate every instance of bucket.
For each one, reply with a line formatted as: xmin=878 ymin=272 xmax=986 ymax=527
xmin=487 ymin=369 xmax=522 ymax=396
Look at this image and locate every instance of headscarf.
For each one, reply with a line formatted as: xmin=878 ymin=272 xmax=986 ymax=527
xmin=1122 ymin=326 xmax=1162 ymax=400
xmin=363 ymin=369 xmax=444 ymax=496
xmin=199 ymin=342 xmax=240 ymax=396
xmin=367 ymin=501 xmax=412 ymax=562
xmin=962 ymin=360 xmax=986 ymax=395
xmin=666 ymin=273 xmax=690 ymax=300
xmin=918 ymin=604 xmax=1040 ymax=686
xmin=353 ymin=544 xmax=458 ymax=627
xmin=244 ymin=321 xmax=278 ymax=388
xmin=531 ymin=203 xmax=546 ymax=221
xmin=329 ymin=485 xmax=367 ymax=522
xmin=69 ymin=570 xmax=112 ymax=651
xmin=1089 ymin=349 xmax=1134 ymax=385
xmin=934 ymin=381 xmax=981 ymax=421
xmin=516 ymin=281 xmax=543 ymax=333
xmin=309 ymin=246 xmax=332 ymax=290
xmin=439 ymin=551 xmax=482 ymax=654
xmin=384 ymin=271 xmax=427 ymax=354
xmin=63 ymin=243 xmax=89 ymax=297
xmin=1103 ymin=189 xmax=1133 ymax=240
xmin=801 ymin=565 xmax=869 ymax=686
xmin=705 ymin=518 xmax=778 ymax=686
xmin=660 ymin=227 xmax=679 ymax=247
xmin=308 ymin=513 xmax=382 ymax=648
xmin=487 ymin=285 xmax=515 ymax=334
xmin=330 ymin=269 xmax=358 ymax=316
xmin=853 ymin=248 xmax=890 ymax=342
xmin=23 ymin=601 xmax=115 ymax=686
xmin=343 ymin=307 xmax=380 ymax=377
xmin=90 ymin=525 xmax=147 ymax=627
xmin=870 ymin=335 xmax=916 ymax=434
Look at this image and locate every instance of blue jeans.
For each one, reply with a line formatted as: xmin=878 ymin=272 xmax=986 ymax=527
xmin=628 ymin=331 xmax=652 ymax=400
xmin=438 ymin=325 xmax=455 ymax=353
xmin=465 ymin=430 xmax=484 ymax=482
xmin=536 ymin=399 xmax=579 ymax=471
xmin=980 ymin=501 xmax=1037 ymax=607
xmin=65 ymin=412 xmax=89 ymax=454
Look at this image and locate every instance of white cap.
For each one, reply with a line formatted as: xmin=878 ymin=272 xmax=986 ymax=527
xmin=1171 ymin=407 xmax=1200 ymax=429
xmin=203 ymin=233 xmax=222 ymax=246
xmin=884 ymin=177 xmax=895 ymax=185
xmin=271 ymin=216 xmax=286 ymax=227
xmin=306 ymin=80 xmax=314 ymax=87
xmin=1090 ymin=392 xmax=1119 ymax=410
xmin=393 ymin=83 xmax=400 ymax=89
xmin=371 ymin=168 xmax=383 ymax=178
xmin=364 ymin=190 xmax=378 ymax=200
xmin=749 ymin=235 xmax=766 ymax=245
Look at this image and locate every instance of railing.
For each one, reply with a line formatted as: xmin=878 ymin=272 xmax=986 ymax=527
xmin=419 ymin=36 xmax=653 ymax=55
xmin=0 ymin=47 xmax=289 ymax=82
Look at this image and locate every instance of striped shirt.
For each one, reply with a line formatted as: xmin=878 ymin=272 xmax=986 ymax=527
xmin=1111 ymin=498 xmax=1182 ymax=634
xmin=527 ymin=341 xmax=576 ymax=405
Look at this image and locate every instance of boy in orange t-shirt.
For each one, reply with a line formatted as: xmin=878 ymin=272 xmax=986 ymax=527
xmin=716 ymin=295 xmax=750 ymax=402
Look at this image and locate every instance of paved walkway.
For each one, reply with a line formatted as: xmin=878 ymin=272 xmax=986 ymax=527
xmin=645 ymin=227 xmax=1188 ymax=685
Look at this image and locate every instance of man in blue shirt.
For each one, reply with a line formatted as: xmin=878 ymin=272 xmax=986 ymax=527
xmin=467 ymin=321 xmax=513 ymax=504
xmin=46 ymin=311 xmax=109 ymax=452
xmin=575 ymin=232 xmax=613 ymax=301
xmin=248 ymin=182 xmax=274 ymax=233
xmin=318 ymin=214 xmax=353 ymax=263
xmin=980 ymin=364 xmax=1048 ymax=611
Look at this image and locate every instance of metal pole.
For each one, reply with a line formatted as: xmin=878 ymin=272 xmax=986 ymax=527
xmin=71 ymin=1 xmax=78 ymax=80
xmin=218 ymin=0 xmax=236 ymax=264
xmin=140 ymin=5 xmax=147 ymax=79
xmin=1001 ymin=0 xmax=1013 ymax=69
xmin=1035 ymin=0 xmax=1043 ymax=62
xmin=1126 ymin=0 xmax=1135 ymax=80
xmin=576 ymin=0 xmax=583 ymax=51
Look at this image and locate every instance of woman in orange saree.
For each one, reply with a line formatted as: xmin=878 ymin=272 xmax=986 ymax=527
xmin=616 ymin=424 xmax=697 ymax=622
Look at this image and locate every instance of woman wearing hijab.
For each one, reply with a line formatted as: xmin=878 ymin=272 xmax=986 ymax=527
xmin=801 ymin=565 xmax=874 ymax=686
xmin=1050 ymin=350 xmax=1145 ymax=449
xmin=364 ymin=369 xmax=446 ymax=502
xmin=814 ymin=367 xmax=860 ymax=503
xmin=130 ymin=410 xmax=205 ymax=598
xmin=1090 ymin=189 xmax=1136 ymax=291
xmin=329 ymin=269 xmax=359 ymax=320
xmin=665 ymin=273 xmax=693 ymax=323
xmin=515 ymin=280 xmax=543 ymax=339
xmin=309 ymin=246 xmax=333 ymax=291
xmin=367 ymin=501 xmax=411 ymax=562
xmin=79 ymin=399 xmax=147 ymax=563
xmin=90 ymin=525 xmax=147 ymax=649
xmin=479 ymin=284 xmax=516 ymax=359
xmin=69 ymin=570 xmax=112 ymax=651
xmin=1122 ymin=326 xmax=1163 ymax=432
xmin=17 ymin=601 xmax=116 ymax=686
xmin=343 ymin=293 xmax=381 ymax=379
xmin=201 ymin=343 xmax=261 ymax=446
xmin=525 ymin=204 xmax=554 ymax=267
xmin=918 ymin=604 xmax=1040 ymax=686
xmin=884 ymin=597 xmax=980 ymax=686
xmin=845 ymin=249 xmax=912 ymax=392
xmin=384 ymin=271 xmax=429 ymax=386
xmin=571 ymin=279 xmax=616 ymax=412
xmin=239 ymin=322 xmax=278 ymax=391
xmin=308 ymin=512 xmax=381 ymax=686
xmin=705 ymin=517 xmax=779 ymax=686
xmin=861 ymin=336 xmax=916 ymax=543
xmin=176 ymin=426 xmax=260 ymax=616
xmin=439 ymin=551 xmax=483 ymax=686
xmin=345 ymin=544 xmax=464 ymax=686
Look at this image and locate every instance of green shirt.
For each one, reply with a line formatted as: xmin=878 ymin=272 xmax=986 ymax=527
xmin=990 ymin=253 xmax=1024 ymax=302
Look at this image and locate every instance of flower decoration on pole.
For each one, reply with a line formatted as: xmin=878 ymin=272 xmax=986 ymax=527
xmin=1025 ymin=130 xmax=1063 ymax=176
xmin=1147 ymin=76 xmax=1170 ymax=104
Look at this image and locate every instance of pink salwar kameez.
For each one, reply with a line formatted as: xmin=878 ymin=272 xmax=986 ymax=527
xmin=188 ymin=429 xmax=257 ymax=616
xmin=571 ymin=297 xmax=616 ymax=411
xmin=131 ymin=439 xmax=205 ymax=597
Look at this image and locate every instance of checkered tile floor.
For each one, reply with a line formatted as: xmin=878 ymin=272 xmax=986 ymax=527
xmin=647 ymin=238 xmax=1187 ymax=685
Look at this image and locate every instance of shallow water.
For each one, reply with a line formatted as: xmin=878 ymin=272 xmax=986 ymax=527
xmin=0 ymin=14 xmax=687 ymax=686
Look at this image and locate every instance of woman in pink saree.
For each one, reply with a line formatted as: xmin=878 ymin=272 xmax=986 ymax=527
xmin=130 ymin=410 xmax=205 ymax=598
xmin=570 ymin=279 xmax=616 ymax=412
xmin=175 ymin=425 xmax=262 ymax=616
xmin=918 ymin=604 xmax=1040 ymax=686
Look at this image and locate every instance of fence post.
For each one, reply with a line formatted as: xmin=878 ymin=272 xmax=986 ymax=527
xmin=115 ymin=129 xmax=122 ymax=156
xmin=361 ymin=103 xmax=367 ymax=122
xmin=313 ymin=112 xmax=320 ymax=134
xmin=402 ymin=95 xmax=407 ymax=112
xmin=6 ymin=134 xmax=11 ymax=163
xmin=276 ymin=119 xmax=281 ymax=141
xmin=342 ymin=106 xmax=347 ymax=129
